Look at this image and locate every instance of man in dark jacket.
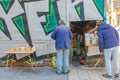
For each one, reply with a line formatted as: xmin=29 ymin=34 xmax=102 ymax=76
xmin=51 ymin=20 xmax=73 ymax=74
xmin=97 ymin=20 xmax=119 ymax=78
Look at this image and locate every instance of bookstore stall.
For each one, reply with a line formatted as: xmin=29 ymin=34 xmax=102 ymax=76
xmin=70 ymin=21 xmax=99 ymax=65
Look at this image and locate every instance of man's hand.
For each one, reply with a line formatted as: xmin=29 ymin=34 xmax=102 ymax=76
xmin=100 ymin=52 xmax=103 ymax=55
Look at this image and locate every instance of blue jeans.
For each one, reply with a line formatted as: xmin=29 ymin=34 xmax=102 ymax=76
xmin=104 ymin=46 xmax=119 ymax=76
xmin=56 ymin=49 xmax=70 ymax=73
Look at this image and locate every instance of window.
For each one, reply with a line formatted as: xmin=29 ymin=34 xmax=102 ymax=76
xmin=117 ymin=0 xmax=120 ymax=6
xmin=109 ymin=17 xmax=112 ymax=24
xmin=117 ymin=15 xmax=120 ymax=26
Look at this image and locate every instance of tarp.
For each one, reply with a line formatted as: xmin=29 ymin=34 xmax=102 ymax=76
xmin=69 ymin=0 xmax=105 ymax=21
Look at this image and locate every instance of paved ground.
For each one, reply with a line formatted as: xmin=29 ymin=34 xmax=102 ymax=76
xmin=0 ymin=67 xmax=67 ymax=80
xmin=0 ymin=64 xmax=120 ymax=80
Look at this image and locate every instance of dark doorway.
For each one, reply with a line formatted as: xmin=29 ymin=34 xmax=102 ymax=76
xmin=70 ymin=21 xmax=96 ymax=65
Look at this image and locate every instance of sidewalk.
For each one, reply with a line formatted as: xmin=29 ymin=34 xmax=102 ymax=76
xmin=0 ymin=67 xmax=67 ymax=80
xmin=1 ymin=65 xmax=120 ymax=80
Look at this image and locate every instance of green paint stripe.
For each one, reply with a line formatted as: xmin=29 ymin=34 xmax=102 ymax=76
xmin=13 ymin=16 xmax=25 ymax=36
xmin=93 ymin=0 xmax=104 ymax=16
xmin=45 ymin=6 xmax=57 ymax=29
xmin=1 ymin=0 xmax=11 ymax=12
xmin=43 ymin=0 xmax=58 ymax=34
xmin=77 ymin=6 xmax=81 ymax=16
xmin=0 ymin=21 xmax=5 ymax=30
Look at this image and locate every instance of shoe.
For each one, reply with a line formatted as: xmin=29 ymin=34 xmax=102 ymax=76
xmin=63 ymin=70 xmax=70 ymax=74
xmin=115 ymin=74 xmax=119 ymax=77
xmin=102 ymin=73 xmax=112 ymax=78
xmin=56 ymin=71 xmax=62 ymax=75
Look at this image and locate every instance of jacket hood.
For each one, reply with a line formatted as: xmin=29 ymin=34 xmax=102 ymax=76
xmin=98 ymin=23 xmax=112 ymax=30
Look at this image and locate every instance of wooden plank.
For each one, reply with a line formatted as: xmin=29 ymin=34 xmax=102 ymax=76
xmin=87 ymin=69 xmax=101 ymax=80
xmin=68 ymin=68 xmax=79 ymax=80
xmin=0 ymin=62 xmax=52 ymax=67
xmin=5 ymin=47 xmax=36 ymax=54
xmin=85 ymin=44 xmax=98 ymax=46
xmin=78 ymin=69 xmax=90 ymax=80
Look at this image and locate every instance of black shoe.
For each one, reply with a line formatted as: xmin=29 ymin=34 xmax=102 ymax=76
xmin=63 ymin=70 xmax=70 ymax=74
xmin=115 ymin=74 xmax=119 ymax=77
xmin=102 ymin=73 xmax=112 ymax=78
xmin=56 ymin=71 xmax=62 ymax=75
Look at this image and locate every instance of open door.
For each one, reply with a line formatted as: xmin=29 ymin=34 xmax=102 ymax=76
xmin=70 ymin=21 xmax=97 ymax=65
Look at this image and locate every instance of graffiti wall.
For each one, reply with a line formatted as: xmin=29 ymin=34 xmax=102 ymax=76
xmin=0 ymin=0 xmax=67 ymax=61
xmin=0 ymin=0 xmax=104 ymax=63
xmin=69 ymin=0 xmax=104 ymax=21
